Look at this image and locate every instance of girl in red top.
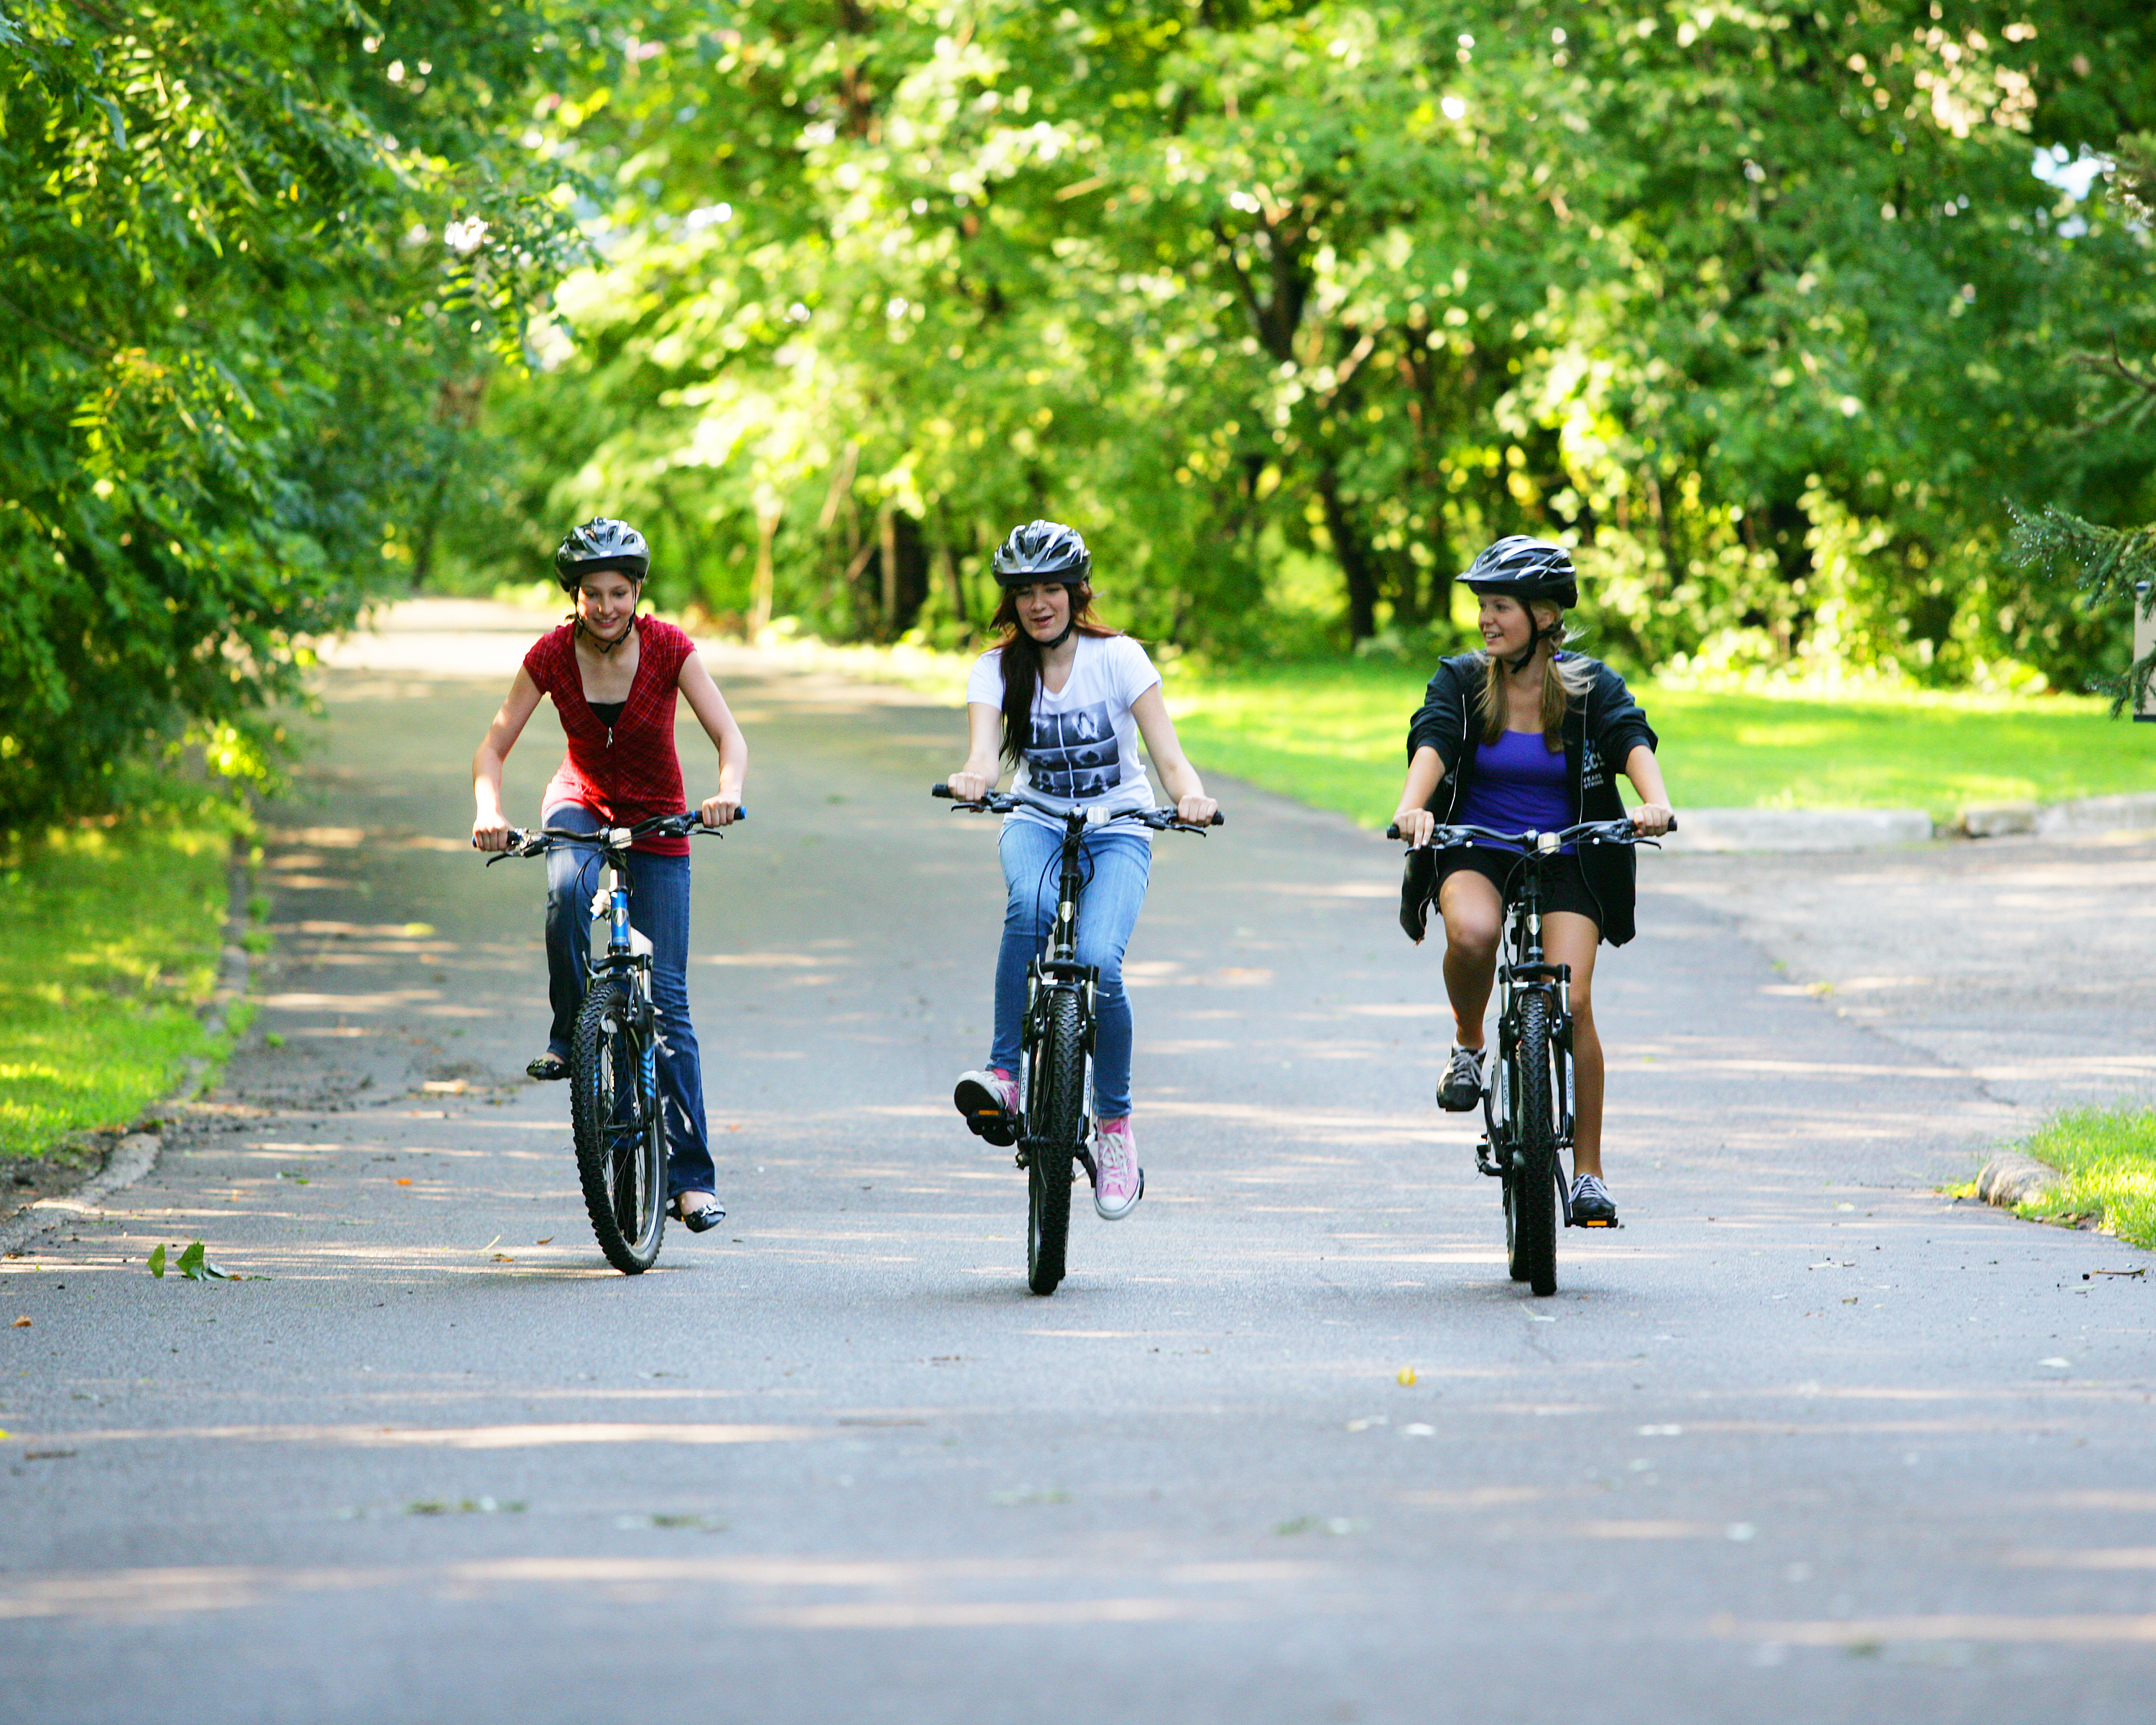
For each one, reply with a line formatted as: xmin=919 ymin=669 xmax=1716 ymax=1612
xmin=471 ymin=519 xmax=747 ymax=1233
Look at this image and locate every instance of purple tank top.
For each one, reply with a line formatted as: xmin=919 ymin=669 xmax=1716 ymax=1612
xmin=1455 ymin=730 xmax=1571 ymax=850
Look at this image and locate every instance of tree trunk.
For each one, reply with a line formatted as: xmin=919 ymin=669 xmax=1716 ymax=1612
xmin=1317 ymin=465 xmax=1381 ymax=641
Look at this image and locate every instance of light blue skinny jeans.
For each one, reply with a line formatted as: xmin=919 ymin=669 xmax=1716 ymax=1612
xmin=990 ymin=819 xmax=1152 ymax=1121
xmin=542 ymin=804 xmax=714 ymax=1201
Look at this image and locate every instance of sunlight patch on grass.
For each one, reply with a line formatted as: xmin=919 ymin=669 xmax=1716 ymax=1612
xmin=0 ymin=821 xmax=231 ymax=1159
xmin=2017 ymin=1108 xmax=2156 ymax=1250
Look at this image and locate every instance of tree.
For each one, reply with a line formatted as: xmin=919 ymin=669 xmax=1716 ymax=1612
xmin=2006 ymin=132 xmax=2156 ymax=715
xmin=432 ymin=4 xmax=2156 ymax=687
xmin=0 ymin=1 xmax=591 ymax=826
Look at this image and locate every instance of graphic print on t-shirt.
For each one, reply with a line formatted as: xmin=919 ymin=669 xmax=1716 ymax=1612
xmin=1028 ymin=703 xmax=1122 ymax=801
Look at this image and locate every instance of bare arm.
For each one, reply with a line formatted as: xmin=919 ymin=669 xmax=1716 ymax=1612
xmin=944 ymin=702 xmax=1007 ymax=804
xmin=1130 ymin=684 xmax=1217 ymax=824
xmin=471 ymin=667 xmax=545 ymax=851
xmin=1623 ymin=744 xmax=1673 ymax=837
xmin=1391 ymin=745 xmax=1448 ymax=847
xmin=677 ymin=652 xmax=748 ymax=827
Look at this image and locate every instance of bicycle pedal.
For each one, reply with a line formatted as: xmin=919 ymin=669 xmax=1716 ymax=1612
xmin=1570 ymin=1216 xmax=1621 ymax=1229
xmin=1474 ymin=1141 xmax=1503 ymax=1177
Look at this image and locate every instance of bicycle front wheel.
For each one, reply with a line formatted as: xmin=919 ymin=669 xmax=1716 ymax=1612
xmin=1026 ymin=989 xmax=1084 ymax=1296
xmin=1504 ymin=993 xmax=1560 ymax=1297
xmin=571 ymin=979 xmax=668 ymax=1274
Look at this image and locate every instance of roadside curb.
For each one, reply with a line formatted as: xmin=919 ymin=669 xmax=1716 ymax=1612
xmin=1974 ymin=1152 xmax=2064 ymax=1211
xmin=0 ymin=849 xmax=254 ymax=1259
xmin=1660 ymin=791 xmax=2156 ymax=854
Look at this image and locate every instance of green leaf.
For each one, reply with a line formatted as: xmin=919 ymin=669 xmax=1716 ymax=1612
xmin=146 ymin=1243 xmax=165 ymax=1278
xmin=175 ymin=1239 xmax=239 ymax=1280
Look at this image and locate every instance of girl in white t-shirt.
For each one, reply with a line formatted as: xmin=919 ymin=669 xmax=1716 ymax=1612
xmin=943 ymin=520 xmax=1218 ymax=1220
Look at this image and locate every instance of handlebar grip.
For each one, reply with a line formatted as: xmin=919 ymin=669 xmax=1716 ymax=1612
xmin=1666 ymin=813 xmax=1678 ymax=833
xmin=1207 ymin=811 xmax=1225 ymax=827
xmin=1386 ymin=824 xmax=1401 ymax=840
xmin=931 ymin=783 xmax=954 ymax=799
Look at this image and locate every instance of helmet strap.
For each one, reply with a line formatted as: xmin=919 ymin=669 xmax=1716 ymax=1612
xmin=1504 ymin=611 xmax=1548 ymax=675
xmin=576 ymin=612 xmax=636 ymax=657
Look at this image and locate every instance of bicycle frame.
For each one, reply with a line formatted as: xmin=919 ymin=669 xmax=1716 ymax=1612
xmin=1478 ymin=831 xmax=1581 ymax=1225
xmin=931 ymin=783 xmax=1221 ymax=1172
xmin=1018 ymin=806 xmax=1105 ymax=1175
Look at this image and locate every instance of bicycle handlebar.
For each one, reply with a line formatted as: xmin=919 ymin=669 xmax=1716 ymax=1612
xmin=1383 ymin=815 xmax=1675 ymax=847
xmin=931 ymin=782 xmax=1223 ymax=831
xmin=478 ymin=806 xmax=747 ymax=862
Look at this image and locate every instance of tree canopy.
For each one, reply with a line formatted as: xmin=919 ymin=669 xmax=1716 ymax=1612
xmin=5 ymin=3 xmax=2153 ymax=827
xmin=0 ymin=0 xmax=588 ymax=824
xmin=451 ymin=0 xmax=2156 ymax=689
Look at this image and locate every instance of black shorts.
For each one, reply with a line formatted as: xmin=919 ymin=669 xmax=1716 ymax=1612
xmin=1437 ymin=846 xmax=1602 ymax=929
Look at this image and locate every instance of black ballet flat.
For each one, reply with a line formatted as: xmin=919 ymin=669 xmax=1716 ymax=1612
xmin=676 ymin=1193 xmax=726 ymax=1233
xmin=526 ymin=1053 xmax=569 ymax=1082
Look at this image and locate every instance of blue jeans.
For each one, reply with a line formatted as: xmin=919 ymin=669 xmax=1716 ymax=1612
xmin=990 ymin=820 xmax=1152 ymax=1121
xmin=542 ymin=805 xmax=714 ymax=1200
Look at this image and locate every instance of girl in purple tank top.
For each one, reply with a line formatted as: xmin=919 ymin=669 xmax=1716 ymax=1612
xmin=1391 ymin=538 xmax=1675 ymax=1227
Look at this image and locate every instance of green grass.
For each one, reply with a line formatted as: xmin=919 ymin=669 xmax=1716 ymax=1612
xmin=1158 ymin=659 xmax=2155 ymax=827
xmin=2015 ymin=1108 xmax=2156 ymax=1250
xmin=0 ymin=819 xmax=234 ymax=1161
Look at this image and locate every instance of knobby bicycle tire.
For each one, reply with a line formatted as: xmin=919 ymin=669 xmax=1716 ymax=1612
xmin=1506 ymin=993 xmax=1560 ymax=1297
xmin=570 ymin=978 xmax=668 ymax=1274
xmin=1026 ymin=988 xmax=1084 ymax=1295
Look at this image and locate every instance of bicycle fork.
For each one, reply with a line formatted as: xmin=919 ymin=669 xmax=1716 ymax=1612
xmin=1476 ymin=963 xmax=1595 ymax=1225
xmin=1014 ymin=960 xmax=1100 ymax=1175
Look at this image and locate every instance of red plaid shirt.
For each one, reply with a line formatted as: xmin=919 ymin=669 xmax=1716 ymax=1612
xmin=522 ymin=617 xmax=696 ymax=855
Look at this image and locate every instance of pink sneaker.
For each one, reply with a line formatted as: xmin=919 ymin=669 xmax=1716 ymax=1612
xmin=954 ymin=1068 xmax=1020 ymax=1147
xmin=1092 ymin=1116 xmax=1143 ymax=1220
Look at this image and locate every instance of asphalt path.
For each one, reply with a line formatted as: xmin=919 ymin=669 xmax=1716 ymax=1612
xmin=4 ymin=600 xmax=2152 ymax=1724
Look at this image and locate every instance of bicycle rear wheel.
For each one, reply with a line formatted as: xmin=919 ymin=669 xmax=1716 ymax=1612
xmin=571 ymin=978 xmax=668 ymax=1274
xmin=1025 ymin=989 xmax=1083 ymax=1296
xmin=1504 ymin=993 xmax=1560 ymax=1297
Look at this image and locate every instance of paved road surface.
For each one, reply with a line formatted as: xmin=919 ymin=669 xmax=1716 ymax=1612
xmin=4 ymin=601 xmax=2151 ymax=1723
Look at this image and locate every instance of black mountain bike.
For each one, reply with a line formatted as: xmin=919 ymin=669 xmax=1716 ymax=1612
xmin=485 ymin=809 xmax=742 ymax=1274
xmin=934 ymin=783 xmax=1222 ymax=1294
xmin=1387 ymin=817 xmax=1669 ymax=1296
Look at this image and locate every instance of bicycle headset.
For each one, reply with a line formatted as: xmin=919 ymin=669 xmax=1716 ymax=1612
xmin=992 ymin=520 xmax=1092 ymax=649
xmin=1458 ymin=535 xmax=1578 ymax=673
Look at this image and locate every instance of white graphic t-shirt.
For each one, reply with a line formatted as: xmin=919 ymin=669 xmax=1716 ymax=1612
xmin=964 ymin=633 xmax=1164 ymax=834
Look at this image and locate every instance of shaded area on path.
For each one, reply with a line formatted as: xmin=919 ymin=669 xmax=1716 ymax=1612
xmin=3 ymin=601 xmax=2150 ymax=1724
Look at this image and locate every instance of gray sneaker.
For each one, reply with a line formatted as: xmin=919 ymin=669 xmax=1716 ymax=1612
xmin=1569 ymin=1172 xmax=1618 ymax=1225
xmin=1436 ymin=1044 xmax=1485 ymax=1112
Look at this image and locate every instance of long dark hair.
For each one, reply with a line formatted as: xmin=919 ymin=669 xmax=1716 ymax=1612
xmin=992 ymin=581 xmax=1117 ymax=768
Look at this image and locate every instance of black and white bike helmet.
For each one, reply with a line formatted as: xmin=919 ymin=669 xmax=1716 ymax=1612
xmin=1460 ymin=536 xmax=1577 ymax=671
xmin=1457 ymin=535 xmax=1578 ymax=610
xmin=553 ymin=518 xmax=650 ymax=591
xmin=991 ymin=520 xmax=1092 ymax=588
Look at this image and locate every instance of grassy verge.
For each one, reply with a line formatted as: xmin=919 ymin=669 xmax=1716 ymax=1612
xmin=714 ymin=627 xmax=2152 ymax=827
xmin=2013 ymin=1108 xmax=2156 ymax=1250
xmin=1161 ymin=660 xmax=2153 ymax=829
xmin=0 ymin=818 xmax=237 ymax=1162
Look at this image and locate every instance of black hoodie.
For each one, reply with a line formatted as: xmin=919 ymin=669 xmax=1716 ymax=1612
xmin=1401 ymin=651 xmax=1659 ymax=947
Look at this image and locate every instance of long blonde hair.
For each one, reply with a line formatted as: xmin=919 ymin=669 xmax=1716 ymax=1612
xmin=1477 ymin=602 xmax=1593 ymax=748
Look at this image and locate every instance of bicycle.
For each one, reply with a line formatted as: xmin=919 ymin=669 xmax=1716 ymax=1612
xmin=1386 ymin=816 xmax=1671 ymax=1297
xmin=934 ymin=782 xmax=1223 ymax=1294
xmin=484 ymin=809 xmax=745 ymax=1274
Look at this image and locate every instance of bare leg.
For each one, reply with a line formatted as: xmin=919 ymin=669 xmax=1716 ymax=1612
xmin=1437 ymin=870 xmax=1505 ymax=1049
xmin=1542 ymin=912 xmax=1605 ymax=1179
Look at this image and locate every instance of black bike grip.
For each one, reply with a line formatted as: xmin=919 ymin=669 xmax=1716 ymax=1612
xmin=1386 ymin=824 xmax=1402 ymax=840
xmin=1667 ymin=813 xmax=1678 ymax=834
xmin=1207 ymin=811 xmax=1225 ymax=827
xmin=931 ymin=783 xmax=954 ymax=799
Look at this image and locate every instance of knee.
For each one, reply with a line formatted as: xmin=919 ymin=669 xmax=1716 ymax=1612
xmin=1444 ymin=918 xmax=1500 ymax=965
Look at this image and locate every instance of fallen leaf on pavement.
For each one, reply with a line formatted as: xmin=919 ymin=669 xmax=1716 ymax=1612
xmin=9 ymin=1317 xmax=27 ymax=1329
